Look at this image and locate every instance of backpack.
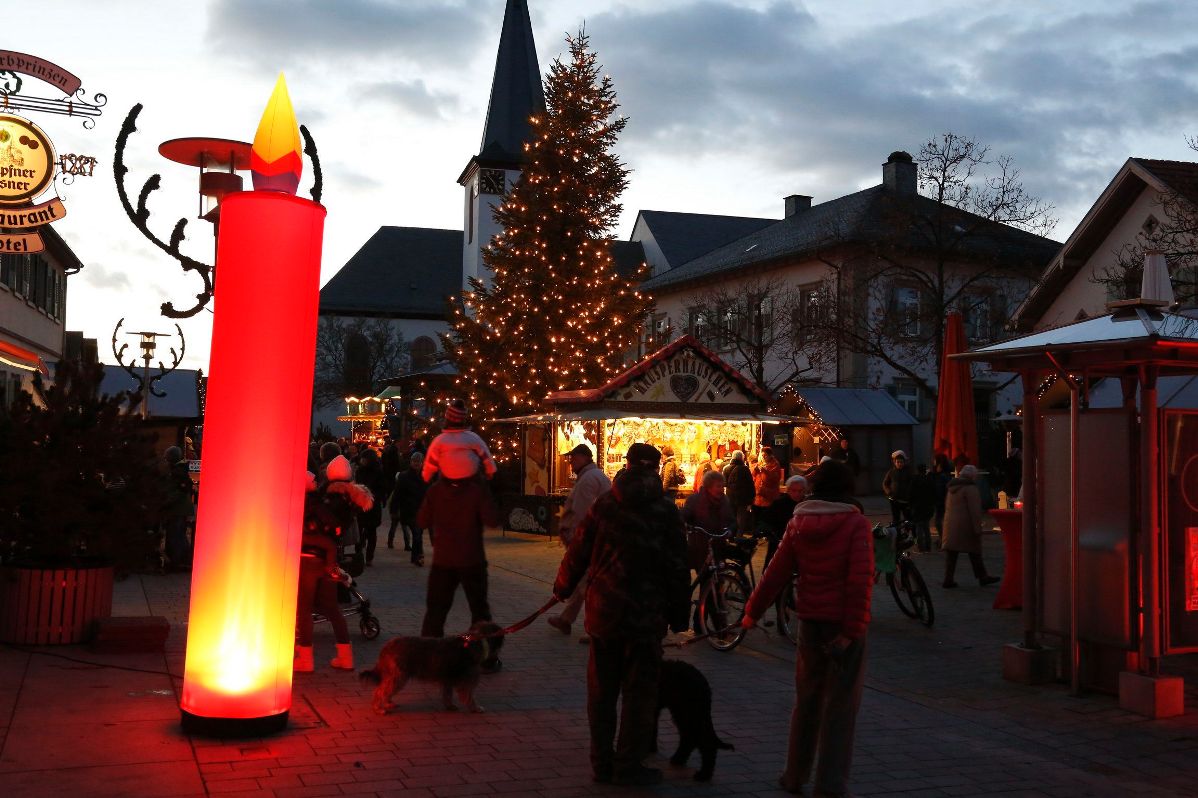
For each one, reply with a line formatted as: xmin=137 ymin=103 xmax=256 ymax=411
xmin=303 ymin=483 xmax=360 ymax=546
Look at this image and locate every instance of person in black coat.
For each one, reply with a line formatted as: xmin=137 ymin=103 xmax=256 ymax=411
xmin=722 ymin=451 xmax=756 ymax=533
xmin=392 ymin=451 xmax=429 ymax=565
xmin=355 ymin=448 xmax=388 ymax=565
xmin=909 ymin=464 xmax=937 ymax=552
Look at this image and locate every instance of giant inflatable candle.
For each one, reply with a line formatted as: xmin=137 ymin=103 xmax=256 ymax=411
xmin=181 ymin=74 xmax=325 ymax=734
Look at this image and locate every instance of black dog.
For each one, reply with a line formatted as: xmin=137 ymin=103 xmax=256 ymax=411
xmin=359 ymin=621 xmax=505 ymax=714
xmin=653 ymin=659 xmax=733 ymax=781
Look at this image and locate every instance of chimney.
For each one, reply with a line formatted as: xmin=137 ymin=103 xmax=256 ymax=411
xmin=882 ymin=150 xmax=916 ymax=195
xmin=1141 ymin=249 xmax=1175 ymax=305
xmin=784 ymin=194 xmax=812 ymax=217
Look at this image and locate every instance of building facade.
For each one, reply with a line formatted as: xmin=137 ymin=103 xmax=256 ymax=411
xmin=0 ymin=226 xmax=82 ymax=407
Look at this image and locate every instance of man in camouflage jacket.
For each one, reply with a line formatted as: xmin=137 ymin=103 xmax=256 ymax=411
xmin=553 ymin=443 xmax=691 ymax=786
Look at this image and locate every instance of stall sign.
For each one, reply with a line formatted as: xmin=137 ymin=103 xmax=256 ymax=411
xmin=621 ymin=350 xmax=753 ymax=405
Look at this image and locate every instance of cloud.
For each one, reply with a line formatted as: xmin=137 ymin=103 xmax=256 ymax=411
xmin=355 ymin=79 xmax=461 ymax=120
xmin=79 ymin=261 xmax=133 ymax=291
xmin=205 ymin=0 xmax=488 ymax=68
xmin=581 ymin=0 xmax=1198 ymax=230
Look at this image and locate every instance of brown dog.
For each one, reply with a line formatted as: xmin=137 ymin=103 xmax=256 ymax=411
xmin=359 ymin=621 xmax=504 ymax=714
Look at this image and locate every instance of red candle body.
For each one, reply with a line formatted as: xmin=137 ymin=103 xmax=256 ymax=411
xmin=181 ymin=191 xmax=325 ymax=730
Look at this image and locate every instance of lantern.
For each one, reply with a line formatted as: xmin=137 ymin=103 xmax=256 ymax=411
xmin=180 ymin=74 xmax=324 ymax=734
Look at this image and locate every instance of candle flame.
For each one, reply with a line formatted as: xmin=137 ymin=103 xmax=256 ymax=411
xmin=251 ymin=72 xmax=303 ymax=194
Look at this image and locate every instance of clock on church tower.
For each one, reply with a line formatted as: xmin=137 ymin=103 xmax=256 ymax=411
xmin=479 ymin=169 xmax=505 ymax=195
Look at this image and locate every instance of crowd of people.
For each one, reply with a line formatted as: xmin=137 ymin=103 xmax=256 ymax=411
xmin=158 ymin=411 xmax=1011 ymax=794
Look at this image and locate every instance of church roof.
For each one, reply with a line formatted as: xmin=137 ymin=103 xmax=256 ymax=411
xmin=477 ymin=0 xmax=544 ymax=167
xmin=635 ymin=210 xmax=776 ymax=273
xmin=642 ymin=186 xmax=1060 ymax=293
xmin=320 ymin=227 xmax=462 ymax=319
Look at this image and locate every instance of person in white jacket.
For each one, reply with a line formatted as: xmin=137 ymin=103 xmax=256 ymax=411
xmin=547 ymin=444 xmax=612 ymax=639
xmin=421 ymin=399 xmax=499 ymax=483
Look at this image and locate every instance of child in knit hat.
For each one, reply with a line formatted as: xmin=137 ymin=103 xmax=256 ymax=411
xmin=422 ymin=399 xmax=499 ymax=482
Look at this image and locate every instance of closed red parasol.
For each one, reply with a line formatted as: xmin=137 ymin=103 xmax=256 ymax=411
xmin=933 ymin=312 xmax=977 ymax=465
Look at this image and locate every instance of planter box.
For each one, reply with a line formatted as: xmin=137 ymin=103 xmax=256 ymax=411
xmin=0 ymin=564 xmax=114 ymax=644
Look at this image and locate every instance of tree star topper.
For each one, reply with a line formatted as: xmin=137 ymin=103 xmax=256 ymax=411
xmin=250 ymin=73 xmax=302 ymax=194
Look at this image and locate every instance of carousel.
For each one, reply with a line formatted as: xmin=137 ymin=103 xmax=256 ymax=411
xmin=495 ymin=335 xmax=810 ymax=535
xmin=338 ymin=394 xmax=388 ymax=446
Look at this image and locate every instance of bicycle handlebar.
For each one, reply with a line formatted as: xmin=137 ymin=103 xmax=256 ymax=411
xmin=685 ymin=524 xmax=736 ymax=540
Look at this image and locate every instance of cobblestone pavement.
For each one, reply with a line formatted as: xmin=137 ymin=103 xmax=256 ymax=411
xmin=3 ymin=519 xmax=1198 ymax=797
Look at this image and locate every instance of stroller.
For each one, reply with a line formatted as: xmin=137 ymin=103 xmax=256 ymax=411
xmin=304 ymin=484 xmax=382 ymax=641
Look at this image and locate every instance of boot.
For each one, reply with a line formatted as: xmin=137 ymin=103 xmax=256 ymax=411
xmin=330 ymin=642 xmax=354 ymax=670
xmin=294 ymin=645 xmax=314 ymax=673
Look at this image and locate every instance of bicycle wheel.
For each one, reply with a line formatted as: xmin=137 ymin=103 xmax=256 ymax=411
xmin=774 ymin=576 xmax=798 ymax=645
xmin=700 ymin=569 xmax=750 ymax=651
xmin=900 ymin=559 xmax=935 ymax=627
xmin=887 ymin=570 xmax=918 ymax=618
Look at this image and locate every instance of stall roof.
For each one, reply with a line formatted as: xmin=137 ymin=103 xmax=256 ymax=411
xmin=956 ymin=304 xmax=1198 ymax=375
xmin=546 ymin=335 xmax=770 ymax=405
xmin=793 ymin=387 xmax=918 ymax=427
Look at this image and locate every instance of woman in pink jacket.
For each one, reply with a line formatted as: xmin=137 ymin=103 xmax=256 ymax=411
xmin=742 ymin=460 xmax=873 ymax=798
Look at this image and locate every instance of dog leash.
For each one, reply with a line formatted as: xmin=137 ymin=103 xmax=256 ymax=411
xmin=461 ymin=596 xmax=560 ymax=644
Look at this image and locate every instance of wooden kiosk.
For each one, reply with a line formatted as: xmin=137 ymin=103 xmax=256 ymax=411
xmin=496 ymin=336 xmax=807 ymax=535
xmin=958 ymin=296 xmax=1198 ymax=718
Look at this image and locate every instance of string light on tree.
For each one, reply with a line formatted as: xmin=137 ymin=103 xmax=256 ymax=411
xmin=445 ymin=30 xmax=651 ymax=460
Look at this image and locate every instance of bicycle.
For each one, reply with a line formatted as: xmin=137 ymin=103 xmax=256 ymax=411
xmin=873 ymin=519 xmax=934 ymax=627
xmin=720 ymin=527 xmax=800 ymax=646
xmin=684 ymin=525 xmax=752 ymax=651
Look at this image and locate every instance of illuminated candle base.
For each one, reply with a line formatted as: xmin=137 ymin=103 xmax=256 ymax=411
xmin=180 ymin=191 xmax=325 ymax=734
xmin=181 ymin=708 xmax=289 ymax=736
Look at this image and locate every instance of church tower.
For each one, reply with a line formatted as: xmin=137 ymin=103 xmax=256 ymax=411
xmin=458 ymin=0 xmax=544 ymax=292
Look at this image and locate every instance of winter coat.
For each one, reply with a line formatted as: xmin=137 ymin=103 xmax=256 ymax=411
xmin=752 ymin=459 xmax=784 ymax=507
xmin=391 ymin=468 xmax=427 ymax=525
xmin=830 ymin=446 xmax=861 ymax=476
xmin=692 ymin=460 xmax=714 ymax=493
xmin=682 ymin=490 xmax=735 ymax=535
xmin=553 ymin=467 xmax=691 ymax=641
xmin=416 ymin=477 xmax=499 ymax=568
xmin=559 ymin=462 xmax=612 ymax=544
xmin=422 ymin=428 xmax=498 ymax=481
xmin=941 ymin=477 xmax=984 ymax=553
xmin=660 ymin=457 xmax=686 ymax=492
xmin=724 ymin=461 xmax=756 ymax=508
xmin=745 ymin=499 xmax=874 ymax=640
xmin=909 ymin=473 xmax=937 ymax=522
xmin=355 ymin=457 xmax=388 ymax=530
xmin=882 ymin=465 xmax=913 ymax=503
xmin=760 ymin=493 xmax=799 ymax=540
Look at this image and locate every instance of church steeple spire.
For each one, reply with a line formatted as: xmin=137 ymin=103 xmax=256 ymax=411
xmin=459 ymin=0 xmax=544 ymax=292
xmin=477 ymin=0 xmax=544 ymax=164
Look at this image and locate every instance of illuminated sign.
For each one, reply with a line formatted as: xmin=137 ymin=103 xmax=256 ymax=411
xmin=0 ymin=115 xmax=55 ymax=206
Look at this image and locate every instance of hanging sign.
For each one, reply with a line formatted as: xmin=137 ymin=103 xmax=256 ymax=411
xmin=619 ymin=348 xmax=751 ymax=405
xmin=0 ymin=113 xmax=61 ymax=253
xmin=0 ymin=114 xmax=55 ymax=205
xmin=0 ymin=51 xmax=81 ymax=96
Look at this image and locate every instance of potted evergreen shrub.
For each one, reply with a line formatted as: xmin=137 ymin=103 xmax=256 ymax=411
xmin=0 ymin=359 xmax=167 ymax=643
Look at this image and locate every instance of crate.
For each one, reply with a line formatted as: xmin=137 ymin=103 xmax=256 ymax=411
xmin=0 ymin=564 xmax=114 ymax=644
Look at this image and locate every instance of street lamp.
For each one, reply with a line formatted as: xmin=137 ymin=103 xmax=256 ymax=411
xmin=158 ymin=137 xmax=252 ymax=225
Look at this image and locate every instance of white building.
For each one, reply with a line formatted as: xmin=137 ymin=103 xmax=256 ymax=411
xmin=0 ymin=226 xmax=82 ymax=407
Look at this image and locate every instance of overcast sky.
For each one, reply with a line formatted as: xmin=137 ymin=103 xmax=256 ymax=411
xmin=15 ymin=0 xmax=1198 ymax=370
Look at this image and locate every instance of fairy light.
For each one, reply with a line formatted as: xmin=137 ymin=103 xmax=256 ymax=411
xmin=444 ymin=32 xmax=649 ymax=461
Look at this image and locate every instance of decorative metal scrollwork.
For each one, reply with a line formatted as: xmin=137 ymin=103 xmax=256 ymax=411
xmin=114 ymin=103 xmax=324 ymax=319
xmin=111 ymin=318 xmax=186 ymax=399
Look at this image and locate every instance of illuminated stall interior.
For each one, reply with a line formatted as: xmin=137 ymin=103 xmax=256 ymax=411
xmin=502 ymin=337 xmax=805 ymax=515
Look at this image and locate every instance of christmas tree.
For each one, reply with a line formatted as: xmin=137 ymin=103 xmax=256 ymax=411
xmin=446 ymin=30 xmax=651 ymax=461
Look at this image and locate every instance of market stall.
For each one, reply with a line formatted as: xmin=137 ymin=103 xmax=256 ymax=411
xmin=496 ymin=336 xmax=808 ymax=535
xmin=337 ymin=395 xmax=387 ymax=446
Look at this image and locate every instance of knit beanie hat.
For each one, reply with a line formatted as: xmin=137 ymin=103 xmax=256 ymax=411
xmin=445 ymin=399 xmax=468 ymax=428
xmin=326 ymin=455 xmax=353 ymax=482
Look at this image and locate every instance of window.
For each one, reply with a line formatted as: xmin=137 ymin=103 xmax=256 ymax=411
xmin=643 ymin=313 xmax=670 ymax=352
xmin=410 ymin=336 xmax=437 ymax=371
xmin=719 ymin=305 xmax=740 ymax=350
xmin=961 ymin=293 xmax=993 ymax=341
xmin=0 ymin=253 xmax=19 ymax=289
xmin=895 ymin=286 xmax=921 ymax=338
xmin=688 ymin=308 xmax=712 ymax=348
xmin=794 ymin=283 xmax=830 ymax=342
xmin=888 ymin=379 xmax=922 ymax=419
